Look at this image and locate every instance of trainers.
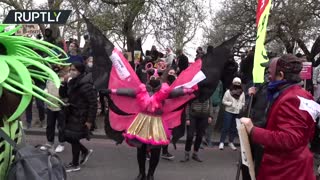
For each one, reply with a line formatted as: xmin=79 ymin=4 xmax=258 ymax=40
xmin=219 ymin=142 xmax=224 ymax=150
xmin=180 ymin=152 xmax=190 ymax=162
xmin=192 ymin=153 xmax=203 ymax=162
xmin=40 ymin=143 xmax=53 ymax=151
xmin=135 ymin=173 xmax=146 ymax=180
xmin=26 ymin=123 xmax=31 ymax=129
xmin=146 ymin=152 xmax=150 ymax=161
xmin=228 ymin=143 xmax=237 ymax=151
xmin=80 ymin=149 xmax=93 ymax=165
xmin=65 ymin=163 xmax=80 ymax=172
xmin=55 ymin=144 xmax=65 ymax=153
xmin=161 ymin=153 xmax=175 ymax=160
xmin=40 ymin=121 xmax=46 ymax=129
xmin=205 ymin=139 xmax=214 ymax=148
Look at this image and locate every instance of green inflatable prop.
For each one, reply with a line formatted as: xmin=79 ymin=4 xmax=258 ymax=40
xmin=0 ymin=24 xmax=68 ymax=179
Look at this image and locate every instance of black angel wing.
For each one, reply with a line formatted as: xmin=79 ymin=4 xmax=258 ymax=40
xmin=84 ymin=16 xmax=127 ymax=144
xmin=197 ymin=34 xmax=240 ymax=101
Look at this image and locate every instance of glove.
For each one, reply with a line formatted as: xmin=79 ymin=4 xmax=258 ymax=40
xmin=99 ymin=89 xmax=112 ymax=96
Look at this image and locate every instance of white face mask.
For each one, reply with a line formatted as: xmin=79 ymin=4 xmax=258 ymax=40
xmin=87 ymin=62 xmax=93 ymax=68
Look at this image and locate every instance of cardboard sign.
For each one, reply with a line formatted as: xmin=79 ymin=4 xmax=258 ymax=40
xmin=134 ymin=51 xmax=141 ymax=62
xmin=236 ymin=119 xmax=256 ymax=180
xmin=15 ymin=24 xmax=41 ymax=36
xmin=125 ymin=52 xmax=132 ymax=62
xmin=300 ymin=62 xmax=312 ymax=80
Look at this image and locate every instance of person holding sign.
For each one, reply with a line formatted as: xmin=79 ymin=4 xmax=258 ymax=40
xmin=241 ymin=54 xmax=319 ymax=180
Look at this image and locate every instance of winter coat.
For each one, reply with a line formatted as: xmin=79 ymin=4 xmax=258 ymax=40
xmin=222 ymin=90 xmax=245 ymax=114
xmin=186 ymin=98 xmax=214 ymax=119
xmin=250 ymin=83 xmax=269 ymax=128
xmin=45 ymin=80 xmax=62 ymax=111
xmin=313 ymin=65 xmax=320 ymax=85
xmin=59 ymin=73 xmax=97 ymax=133
xmin=252 ymin=85 xmax=316 ymax=180
xmin=165 ymin=52 xmax=176 ymax=67
xmin=176 ymin=54 xmax=189 ymax=74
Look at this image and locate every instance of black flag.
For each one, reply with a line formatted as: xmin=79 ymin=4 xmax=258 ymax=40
xmin=198 ymin=34 xmax=240 ymax=101
xmin=83 ymin=16 xmax=114 ymax=90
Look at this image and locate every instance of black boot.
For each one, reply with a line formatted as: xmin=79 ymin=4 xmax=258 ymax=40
xmin=147 ymin=174 xmax=154 ymax=180
xmin=192 ymin=153 xmax=203 ymax=162
xmin=135 ymin=173 xmax=146 ymax=180
xmin=180 ymin=152 xmax=190 ymax=162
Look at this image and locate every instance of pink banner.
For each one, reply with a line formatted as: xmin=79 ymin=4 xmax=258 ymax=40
xmin=300 ymin=62 xmax=312 ymax=80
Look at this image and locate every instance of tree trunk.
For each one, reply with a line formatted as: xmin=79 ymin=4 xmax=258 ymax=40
xmin=48 ymin=0 xmax=63 ymax=39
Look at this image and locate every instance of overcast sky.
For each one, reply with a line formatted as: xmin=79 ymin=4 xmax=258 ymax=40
xmin=33 ymin=0 xmax=223 ymax=59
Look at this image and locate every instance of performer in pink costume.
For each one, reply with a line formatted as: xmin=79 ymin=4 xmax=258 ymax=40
xmin=104 ymin=49 xmax=205 ymax=180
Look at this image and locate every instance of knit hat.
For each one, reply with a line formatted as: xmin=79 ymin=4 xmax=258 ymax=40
xmin=232 ymin=77 xmax=242 ymax=85
xmin=277 ymin=54 xmax=302 ymax=74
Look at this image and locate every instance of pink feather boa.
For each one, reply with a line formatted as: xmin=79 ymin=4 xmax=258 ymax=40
xmin=136 ymin=83 xmax=171 ymax=113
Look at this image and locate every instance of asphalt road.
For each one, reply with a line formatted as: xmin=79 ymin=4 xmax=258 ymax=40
xmin=27 ymin=135 xmax=240 ymax=180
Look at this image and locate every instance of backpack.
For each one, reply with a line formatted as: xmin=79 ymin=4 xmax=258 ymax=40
xmin=0 ymin=128 xmax=67 ymax=180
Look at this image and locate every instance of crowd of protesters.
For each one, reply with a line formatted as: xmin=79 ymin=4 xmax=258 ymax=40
xmin=23 ymin=29 xmax=320 ymax=179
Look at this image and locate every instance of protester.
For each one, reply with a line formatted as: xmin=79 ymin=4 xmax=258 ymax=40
xmin=241 ymin=54 xmax=318 ymax=180
xmin=25 ymin=72 xmax=46 ymax=129
xmin=161 ymin=68 xmax=178 ymax=161
xmin=181 ymin=96 xmax=214 ymax=162
xmin=313 ymin=63 xmax=320 ymax=102
xmin=221 ymin=58 xmax=239 ymax=91
xmin=67 ymin=42 xmax=84 ymax=64
xmin=150 ymin=45 xmax=159 ymax=62
xmin=204 ymin=80 xmax=223 ymax=147
xmin=164 ymin=47 xmax=176 ymax=67
xmin=240 ymin=59 xmax=272 ymax=179
xmin=59 ymin=62 xmax=97 ymax=172
xmin=195 ymin=47 xmax=204 ymax=60
xmin=40 ymin=66 xmax=65 ymax=153
xmin=219 ymin=77 xmax=245 ymax=151
xmin=43 ymin=28 xmax=56 ymax=44
xmin=174 ymin=49 xmax=189 ymax=75
xmin=85 ymin=56 xmax=93 ymax=73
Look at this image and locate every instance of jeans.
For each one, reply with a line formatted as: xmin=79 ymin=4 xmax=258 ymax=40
xmin=219 ymin=111 xmax=238 ymax=143
xmin=185 ymin=116 xmax=208 ymax=152
xmin=25 ymin=98 xmax=45 ymax=124
xmin=46 ymin=109 xmax=65 ymax=143
xmin=205 ymin=106 xmax=220 ymax=142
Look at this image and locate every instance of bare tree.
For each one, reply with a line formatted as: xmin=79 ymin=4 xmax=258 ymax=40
xmin=205 ymin=0 xmax=320 ymax=61
xmin=150 ymin=0 xmax=204 ymax=51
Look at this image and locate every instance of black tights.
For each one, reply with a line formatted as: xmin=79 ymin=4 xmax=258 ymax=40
xmin=137 ymin=144 xmax=161 ymax=176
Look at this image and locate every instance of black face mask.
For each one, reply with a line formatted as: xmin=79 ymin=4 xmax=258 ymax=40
xmin=167 ymin=75 xmax=176 ymax=85
xmin=149 ymin=80 xmax=161 ymax=88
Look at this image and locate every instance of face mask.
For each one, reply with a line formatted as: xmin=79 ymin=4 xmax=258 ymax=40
xmin=69 ymin=71 xmax=79 ymax=78
xmin=167 ymin=75 xmax=176 ymax=85
xmin=149 ymin=80 xmax=161 ymax=88
xmin=87 ymin=62 xmax=93 ymax=68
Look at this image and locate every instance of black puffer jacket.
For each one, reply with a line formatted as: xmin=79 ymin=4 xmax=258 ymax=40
xmin=59 ymin=73 xmax=97 ymax=132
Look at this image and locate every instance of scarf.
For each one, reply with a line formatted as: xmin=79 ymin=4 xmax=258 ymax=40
xmin=230 ymin=87 xmax=243 ymax=99
xmin=267 ymin=80 xmax=289 ymax=101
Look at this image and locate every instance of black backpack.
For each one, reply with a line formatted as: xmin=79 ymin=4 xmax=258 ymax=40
xmin=0 ymin=128 xmax=67 ymax=180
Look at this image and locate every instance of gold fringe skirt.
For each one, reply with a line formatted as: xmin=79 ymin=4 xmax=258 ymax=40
xmin=124 ymin=113 xmax=169 ymax=146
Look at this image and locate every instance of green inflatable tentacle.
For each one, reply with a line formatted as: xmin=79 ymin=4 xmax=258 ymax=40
xmin=0 ymin=24 xmax=68 ymax=179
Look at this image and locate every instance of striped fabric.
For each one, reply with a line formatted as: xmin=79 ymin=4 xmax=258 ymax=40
xmin=186 ymin=98 xmax=214 ymax=119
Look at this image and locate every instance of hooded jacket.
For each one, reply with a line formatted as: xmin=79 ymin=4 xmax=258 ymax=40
xmin=59 ymin=73 xmax=97 ymax=132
